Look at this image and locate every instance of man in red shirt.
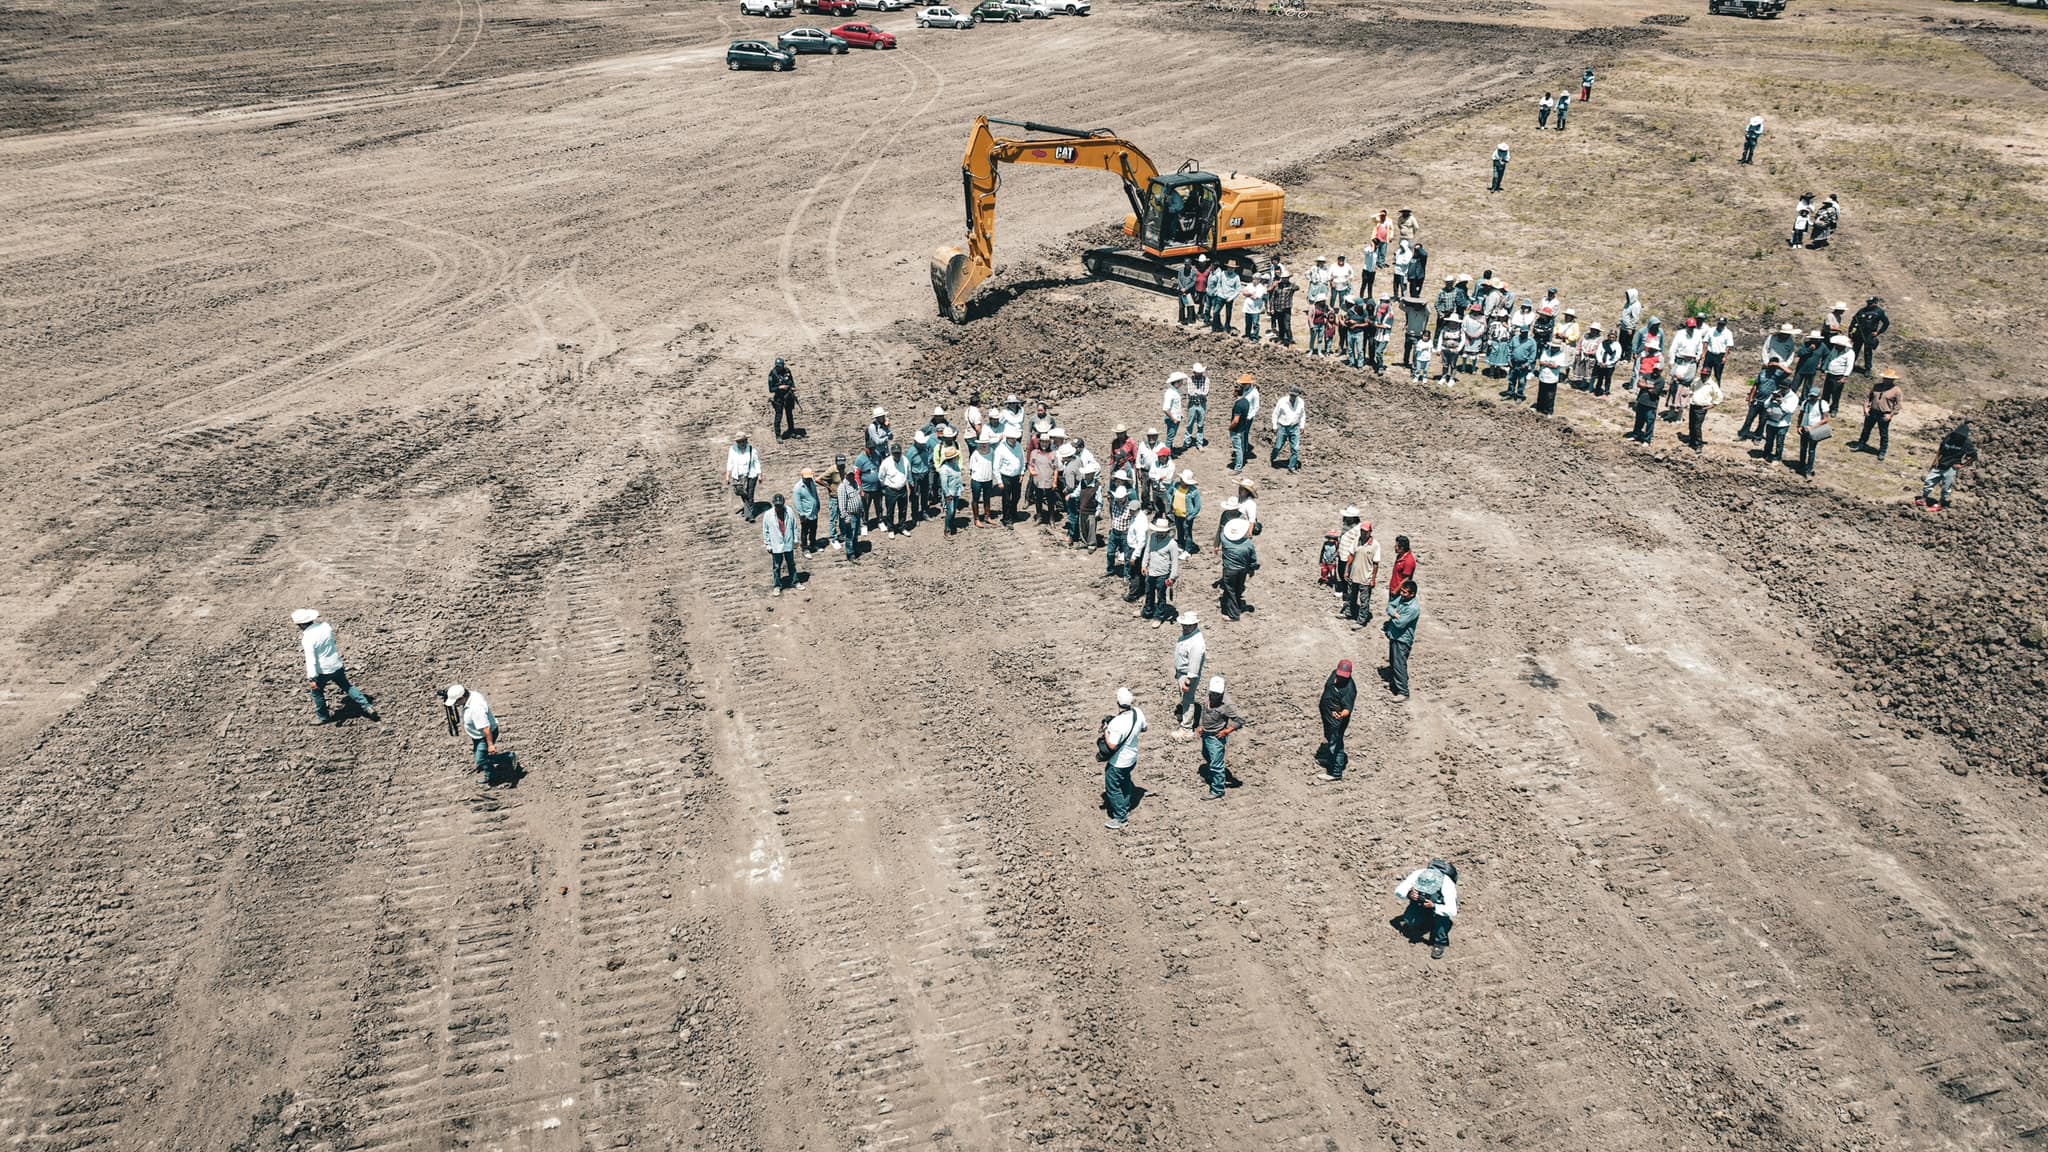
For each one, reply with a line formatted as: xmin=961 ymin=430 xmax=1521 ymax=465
xmin=1389 ymin=535 xmax=1417 ymax=597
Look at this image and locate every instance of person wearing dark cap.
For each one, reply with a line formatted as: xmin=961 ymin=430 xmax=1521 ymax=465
xmin=1849 ymin=297 xmax=1890 ymax=376
xmin=768 ymin=357 xmax=798 ymax=440
xmin=1314 ymin=660 xmax=1356 ymax=782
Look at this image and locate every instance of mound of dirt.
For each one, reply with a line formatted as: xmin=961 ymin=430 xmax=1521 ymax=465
xmin=1641 ymin=12 xmax=1690 ymax=26
xmin=1567 ymin=25 xmax=1666 ymax=47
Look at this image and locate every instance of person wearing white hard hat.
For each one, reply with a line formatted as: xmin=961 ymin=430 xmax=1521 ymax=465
xmin=1218 ymin=516 xmax=1259 ymax=622
xmin=1168 ymin=470 xmax=1203 ymax=554
xmin=726 ymin=432 xmax=762 ymax=523
xmin=1099 ymin=686 xmax=1147 ymax=830
xmin=1173 ymin=612 xmax=1207 ymax=735
xmin=1162 ymin=373 xmax=1187 ymax=450
xmin=1183 ymin=363 xmax=1211 ymax=452
xmin=1139 ymin=516 xmax=1184 ymax=627
xmin=292 ymin=608 xmax=378 ymax=724
xmin=443 ymin=683 xmax=501 ymax=775
xmin=1197 ymin=675 xmax=1245 ymax=800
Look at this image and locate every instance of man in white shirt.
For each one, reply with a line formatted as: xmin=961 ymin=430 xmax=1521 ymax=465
xmin=445 ymin=683 xmax=502 ymax=775
xmin=1394 ymin=858 xmax=1460 ymax=959
xmin=1162 ymin=373 xmax=1187 ymax=451
xmin=1330 ymin=255 xmax=1355 ymax=306
xmin=1703 ymin=318 xmax=1736 ymax=385
xmin=1306 ymin=256 xmax=1332 ymax=310
xmin=294 ymin=608 xmax=377 ymax=724
xmin=1144 ymin=433 xmax=1174 ymax=514
xmin=1101 ymin=686 xmax=1147 ymax=830
xmin=1269 ymin=385 xmax=1306 ymax=471
xmin=994 ymin=427 xmax=1026 ymax=526
xmin=879 ymin=443 xmax=911 ymax=533
xmin=726 ymin=432 xmax=762 ymax=523
xmin=1172 ymin=611 xmax=1206 ymax=734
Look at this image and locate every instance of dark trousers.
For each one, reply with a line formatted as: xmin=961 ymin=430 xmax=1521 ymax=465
xmin=1685 ymin=405 xmax=1707 ymax=449
xmin=735 ymin=476 xmax=758 ymax=521
xmin=1275 ymin=307 xmax=1294 ymax=345
xmin=309 ymin=669 xmax=373 ymax=721
xmin=1857 ymin=410 xmax=1891 ymax=457
xmin=1822 ymin=374 xmax=1847 ymax=414
xmin=884 ymin=488 xmax=908 ymax=531
xmin=1143 ymin=574 xmax=1173 ymax=621
xmin=1316 ymin=716 xmax=1350 ymax=778
xmin=1853 ymin=336 xmax=1879 ymax=374
xmin=1220 ymin=570 xmax=1248 ymax=620
xmin=1738 ymin=399 xmax=1767 ymax=439
xmin=1105 ymin=759 xmax=1137 ymax=821
xmin=1343 ymin=576 xmax=1369 ymax=623
xmin=1000 ymin=477 xmax=1022 ymax=525
xmin=1798 ymin=430 xmax=1821 ymax=476
xmin=1533 ymin=377 xmax=1557 ymax=415
xmin=1703 ymin=351 xmax=1726 ymax=384
xmin=1591 ymin=364 xmax=1614 ymax=395
xmin=1763 ymin=424 xmax=1788 ymax=461
xmin=1388 ymin=639 xmax=1411 ymax=696
xmin=772 ymin=397 xmax=796 ymax=438
xmin=770 ymin=549 xmax=796 ymax=590
xmin=799 ymin=516 xmax=819 ymax=551
xmin=1741 ymin=139 xmax=1757 ymax=164
xmin=1491 ymin=161 xmax=1506 ymax=191
xmin=1507 ymin=365 xmax=1529 ymax=399
xmin=1398 ymin=899 xmax=1452 ymax=946
xmin=1126 ymin=558 xmax=1146 ymax=603
xmin=1630 ymin=400 xmax=1657 ymax=442
xmin=861 ymin=488 xmax=882 ymax=528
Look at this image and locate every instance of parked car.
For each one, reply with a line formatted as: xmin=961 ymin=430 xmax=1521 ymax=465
xmin=727 ymin=39 xmax=797 ymax=69
xmin=976 ymin=0 xmax=1020 ymax=19
xmin=830 ymin=20 xmax=899 ymax=46
xmin=856 ymin=0 xmax=910 ymax=8
xmin=916 ymin=4 xmax=977 ymax=25
xmin=1045 ymin=0 xmax=1088 ymax=11
xmin=797 ymin=0 xmax=859 ymax=15
xmin=1001 ymin=0 xmax=1052 ymax=16
xmin=1707 ymin=0 xmax=1784 ymax=14
xmin=779 ymin=26 xmax=850 ymax=52
xmin=740 ymin=0 xmax=794 ymax=15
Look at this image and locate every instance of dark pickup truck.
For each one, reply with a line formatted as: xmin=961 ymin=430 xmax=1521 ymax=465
xmin=1708 ymin=0 xmax=1786 ymax=17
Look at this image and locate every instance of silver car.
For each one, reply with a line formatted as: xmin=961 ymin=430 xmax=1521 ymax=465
xmin=916 ymin=4 xmax=976 ymax=25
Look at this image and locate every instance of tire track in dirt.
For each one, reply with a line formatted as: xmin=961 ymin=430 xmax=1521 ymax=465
xmin=824 ymin=46 xmax=948 ymax=330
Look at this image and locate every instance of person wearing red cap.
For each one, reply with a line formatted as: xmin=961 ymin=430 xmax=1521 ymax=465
xmin=1314 ymin=660 xmax=1356 ymax=782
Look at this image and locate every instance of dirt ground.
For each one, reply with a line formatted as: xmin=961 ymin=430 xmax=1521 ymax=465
xmin=6 ymin=0 xmax=2048 ymax=1150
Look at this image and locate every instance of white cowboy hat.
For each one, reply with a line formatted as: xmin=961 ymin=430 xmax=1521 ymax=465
xmin=914 ymin=430 xmax=929 ymax=443
xmin=1831 ymin=302 xmax=1847 ymax=312
xmin=1168 ymin=372 xmax=1189 ymax=384
xmin=1191 ymin=363 xmax=1205 ymax=374
xmin=1222 ymin=497 xmax=1240 ymax=510
xmin=1830 ymin=334 xmax=1851 ymax=347
xmin=1057 ymin=444 xmax=1076 ymax=459
xmin=932 ymin=405 xmax=946 ymax=416
xmin=1178 ymin=611 xmax=1199 ymax=625
xmin=1149 ymin=517 xmax=1173 ymax=533
xmin=1145 ymin=427 xmax=1160 ymax=438
xmin=1002 ymin=427 xmax=1022 ymax=438
xmin=1112 ymin=485 xmax=1130 ymax=498
xmin=979 ymin=430 xmax=998 ymax=444
xmin=444 ymin=684 xmax=466 ymax=705
xmin=290 ymin=608 xmax=319 ymax=625
xmin=1049 ymin=426 xmax=1067 ymax=438
xmin=1342 ymin=505 xmax=1361 ymax=518
xmin=1180 ymin=470 xmax=1195 ymax=484
xmin=872 ymin=406 xmax=887 ymax=417
xmin=1222 ymin=518 xmax=1250 ymax=542
xmin=1749 ymin=116 xmax=1763 ymax=126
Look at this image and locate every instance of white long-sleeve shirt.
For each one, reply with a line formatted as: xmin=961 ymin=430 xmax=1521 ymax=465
xmin=1173 ymin=631 xmax=1207 ymax=682
xmin=300 ymin=622 xmax=344 ymax=677
xmin=1162 ymin=386 xmax=1184 ymax=423
xmin=1271 ymin=394 xmax=1304 ymax=429
xmin=1395 ymin=868 xmax=1459 ymax=918
xmin=726 ymin=445 xmax=761 ymax=481
xmin=1244 ymin=386 xmax=1261 ymax=422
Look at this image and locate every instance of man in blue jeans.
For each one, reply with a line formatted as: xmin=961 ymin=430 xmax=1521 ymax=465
xmin=1383 ymin=580 xmax=1418 ymax=702
xmin=1393 ymin=858 xmax=1458 ymax=959
xmin=1183 ymin=363 xmax=1210 ymax=451
xmin=1100 ymin=687 xmax=1146 ymax=831
xmin=1269 ymin=385 xmax=1304 ymax=471
xmin=445 ymin=683 xmax=502 ymax=773
xmin=1227 ymin=380 xmax=1254 ymax=472
xmin=1198 ymin=676 xmax=1243 ymax=799
xmin=294 ymin=608 xmax=379 ymax=724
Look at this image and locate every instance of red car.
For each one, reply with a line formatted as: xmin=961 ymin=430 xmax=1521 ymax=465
xmin=829 ymin=20 xmax=897 ymax=46
xmin=799 ymin=0 xmax=859 ymax=14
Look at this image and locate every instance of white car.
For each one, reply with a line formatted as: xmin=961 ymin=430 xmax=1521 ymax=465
xmin=917 ymin=4 xmax=977 ymax=25
xmin=857 ymin=0 xmax=909 ymax=9
xmin=741 ymin=0 xmax=794 ymax=15
xmin=1046 ymin=0 xmax=1088 ymax=11
xmin=1003 ymin=0 xmax=1052 ymax=16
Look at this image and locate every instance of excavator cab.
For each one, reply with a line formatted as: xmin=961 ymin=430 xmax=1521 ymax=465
xmin=1140 ymin=173 xmax=1221 ymax=257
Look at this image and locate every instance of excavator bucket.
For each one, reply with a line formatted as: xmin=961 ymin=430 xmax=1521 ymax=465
xmin=930 ymin=245 xmax=988 ymax=323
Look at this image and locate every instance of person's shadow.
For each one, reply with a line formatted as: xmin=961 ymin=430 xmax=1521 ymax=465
xmin=481 ymin=751 xmax=525 ymax=789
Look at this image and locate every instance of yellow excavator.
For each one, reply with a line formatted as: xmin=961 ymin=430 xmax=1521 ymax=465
xmin=929 ymin=116 xmax=1286 ymax=322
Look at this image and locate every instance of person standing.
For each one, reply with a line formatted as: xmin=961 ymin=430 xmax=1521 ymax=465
xmin=1314 ymin=659 xmax=1356 ymax=783
xmin=1703 ymin=317 xmax=1734 ymax=385
xmin=835 ymin=468 xmax=865 ymax=561
xmin=1305 ymin=255 xmax=1332 ymax=321
xmin=792 ymin=468 xmax=823 ymax=553
xmin=1197 ymin=676 xmax=1243 ymax=801
xmin=1227 ymin=382 xmax=1254 ymax=473
xmin=1389 ymin=535 xmax=1416 ymax=598
xmin=880 ymin=442 xmax=912 ymax=533
xmin=1822 ymin=334 xmax=1854 ymax=415
xmin=1850 ymin=297 xmax=1890 ymax=375
xmin=1268 ymin=268 xmax=1297 ymax=345
xmin=1504 ymin=328 xmax=1538 ymax=401
xmin=968 ymin=430 xmax=996 ymax=526
xmin=1742 ymin=116 xmax=1763 ymax=164
xmin=906 ymin=431 xmax=935 ymax=523
xmin=1185 ymin=363 xmax=1211 ymax=451
xmin=854 ymin=445 xmax=884 ymax=533
xmin=293 ymin=608 xmax=379 ymax=724
xmin=1684 ymin=374 xmax=1722 ymax=451
xmin=995 ymin=427 xmax=1026 ymax=527
xmin=1162 ymin=372 xmax=1186 ymax=450
xmin=1394 ymin=859 xmax=1459 ymax=959
xmin=1554 ymin=90 xmax=1570 ymax=131
xmin=1270 ymin=386 xmax=1305 ymax=472
xmin=1626 ymin=353 xmax=1661 ymax=444
xmin=1383 ymin=579 xmax=1419 ymax=702
xmin=938 ymin=445 xmax=965 ymax=535
xmin=1176 ymin=259 xmax=1201 ymax=325
xmin=1762 ymin=379 xmax=1797 ymax=463
xmin=1209 ymin=263 xmax=1241 ymax=333
xmin=1027 ymin=435 xmax=1058 ymax=526
xmin=1169 ymin=470 xmax=1203 ymax=554
xmin=1853 ymin=370 xmax=1903 ymax=460
xmin=1919 ymin=420 xmax=1977 ymax=511
xmin=444 ymin=683 xmax=502 ymax=775
xmin=1337 ymin=509 xmax=1379 ymax=626
xmin=1174 ymin=612 xmax=1206 ymax=735
xmin=1537 ymin=93 xmax=1554 ymax=128
xmin=762 ymin=493 xmax=798 ymax=595
xmin=1490 ymin=142 xmax=1510 ymax=192
xmin=726 ymin=432 xmax=762 ymax=521
xmin=1330 ymin=254 xmax=1355 ymax=309
xmin=865 ymin=406 xmax=894 ymax=463
xmin=1241 ymin=273 xmax=1268 ymax=341
xmin=1739 ymin=359 xmax=1788 ymax=442
xmin=1791 ymin=194 xmax=1812 ymax=249
xmin=1100 ymin=687 xmax=1146 ymax=831
xmin=1795 ymin=386 xmax=1830 ymax=478
xmin=768 ymin=358 xmax=798 ymax=440
xmin=1218 ymin=517 xmax=1257 ymax=621
xmin=1139 ymin=517 xmax=1183 ymax=627
xmin=1580 ymin=66 xmax=1594 ymax=102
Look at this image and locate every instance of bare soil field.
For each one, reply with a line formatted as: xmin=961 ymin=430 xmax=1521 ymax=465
xmin=4 ymin=1 xmax=2048 ymax=1150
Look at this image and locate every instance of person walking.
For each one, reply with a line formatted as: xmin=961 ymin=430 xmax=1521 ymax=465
xmin=1537 ymin=93 xmax=1554 ymax=128
xmin=293 ymin=608 xmax=379 ymax=724
xmin=768 ymin=357 xmax=798 ymax=440
xmin=1918 ymin=420 xmax=1977 ymax=511
xmin=726 ymin=432 xmax=761 ymax=522
xmin=1853 ymin=370 xmax=1903 ymax=460
xmin=1197 ymin=676 xmax=1243 ymax=801
xmin=1270 ymin=386 xmax=1305 ymax=471
xmin=1554 ymin=91 xmax=1570 ymax=131
xmin=938 ymin=446 xmax=964 ymax=535
xmin=1312 ymin=659 xmax=1357 ymax=783
xmin=1174 ymin=612 xmax=1206 ymax=736
xmin=1684 ymin=374 xmax=1722 ymax=451
xmin=1100 ymin=687 xmax=1146 ymax=831
xmin=762 ymin=493 xmax=799 ymax=594
xmin=1169 ymin=470 xmax=1203 ymax=554
xmin=1394 ymin=859 xmax=1459 ymax=959
xmin=444 ymin=683 xmax=502 ymax=776
xmin=1139 ymin=517 xmax=1184 ymax=627
xmin=835 ymin=468 xmax=864 ymax=561
xmin=1218 ymin=516 xmax=1258 ymax=621
xmin=1850 ymin=297 xmax=1890 ymax=376
xmin=1383 ymin=579 xmax=1418 ymax=702
xmin=1742 ymin=115 xmax=1763 ymax=164
xmin=1795 ymin=386 xmax=1831 ymax=478
xmin=1337 ymin=509 xmax=1379 ymax=627
xmin=1490 ymin=142 xmax=1510 ymax=192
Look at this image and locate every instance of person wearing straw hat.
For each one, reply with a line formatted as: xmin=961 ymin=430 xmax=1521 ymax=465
xmin=293 ymin=608 xmax=378 ymax=725
xmin=968 ymin=430 xmax=996 ymax=526
xmin=443 ymin=683 xmax=501 ymax=774
xmin=1218 ymin=516 xmax=1259 ymax=621
xmin=1853 ymin=370 xmax=1903 ymax=461
xmin=1314 ymin=659 xmax=1356 ymax=782
xmin=1139 ymin=515 xmax=1184 ymax=627
xmin=938 ymin=444 xmax=965 ymax=536
xmin=726 ymin=431 xmax=761 ymax=523
xmin=792 ymin=468 xmax=823 ymax=553
xmin=835 ymin=466 xmax=865 ymax=562
xmin=1100 ymin=686 xmax=1146 ymax=831
xmin=1173 ymin=611 xmax=1206 ymax=735
xmin=1197 ymin=676 xmax=1245 ymax=800
xmin=994 ymin=426 xmax=1026 ymax=527
xmin=1169 ymin=470 xmax=1203 ymax=554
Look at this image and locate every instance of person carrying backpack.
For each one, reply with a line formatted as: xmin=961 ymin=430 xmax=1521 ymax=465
xmin=1393 ymin=858 xmax=1460 ymax=959
xmin=1098 ymin=687 xmax=1147 ymax=830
